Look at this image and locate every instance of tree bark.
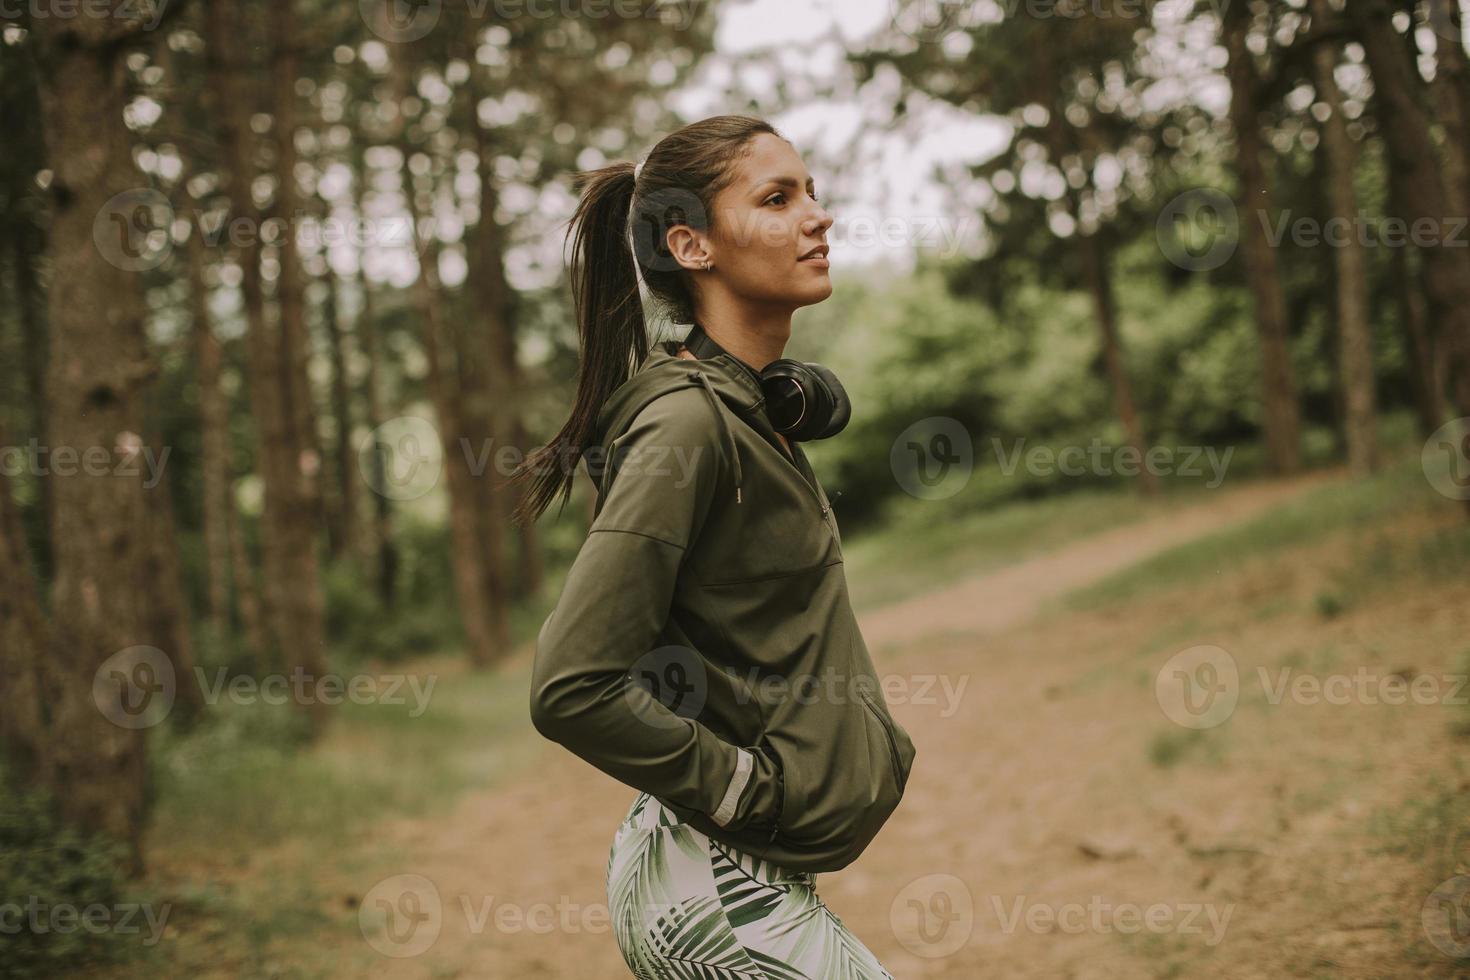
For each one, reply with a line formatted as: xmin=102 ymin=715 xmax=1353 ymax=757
xmin=351 ymin=155 xmax=399 ymax=605
xmin=137 ymin=431 xmax=205 ymax=727
xmin=0 ymin=456 xmax=51 ymax=788
xmin=391 ymin=50 xmax=499 ymax=666
xmin=1426 ymin=0 xmax=1470 ymax=216
xmin=1388 ymin=201 xmax=1446 ymax=437
xmin=189 ymin=223 xmax=233 ymax=639
xmin=1077 ymin=228 xmax=1158 ymax=494
xmin=225 ymin=481 xmax=270 ymax=666
xmin=186 ymin=189 xmax=267 ymax=664
xmin=264 ymin=1 xmax=328 ymax=723
xmin=29 ymin=11 xmax=157 ymax=871
xmin=1224 ymin=1 xmax=1303 ymax=474
xmin=322 ymin=270 xmax=359 ymax=561
xmin=1353 ymin=0 xmax=1470 ymax=439
xmin=11 ymin=226 xmax=51 ymax=566
xmin=461 ymin=67 xmax=542 ymax=602
xmin=206 ymin=0 xmax=328 ymax=724
xmin=1309 ymin=6 xmax=1378 ymax=474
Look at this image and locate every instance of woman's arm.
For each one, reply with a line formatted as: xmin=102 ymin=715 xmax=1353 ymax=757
xmin=528 ymin=387 xmax=782 ymax=834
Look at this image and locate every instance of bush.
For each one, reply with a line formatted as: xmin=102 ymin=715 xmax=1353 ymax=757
xmin=0 ymin=776 xmax=132 ymax=978
xmin=323 ymin=517 xmax=464 ymax=664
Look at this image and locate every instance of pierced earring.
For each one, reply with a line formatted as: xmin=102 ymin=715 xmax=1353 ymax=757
xmin=702 ymin=259 xmax=713 ymax=270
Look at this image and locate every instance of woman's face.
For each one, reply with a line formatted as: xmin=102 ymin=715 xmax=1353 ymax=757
xmin=692 ymin=132 xmax=835 ymax=311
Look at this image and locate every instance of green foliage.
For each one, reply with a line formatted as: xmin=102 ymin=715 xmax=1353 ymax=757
xmin=800 ymin=251 xmax=1342 ymax=535
xmin=147 ymin=660 xmax=539 ymax=861
xmin=323 ymin=517 xmax=463 ymax=664
xmin=0 ymin=776 xmax=131 ymax=978
xmin=1314 ymin=591 xmax=1346 ymax=619
xmin=1147 ymin=727 xmax=1208 ymax=768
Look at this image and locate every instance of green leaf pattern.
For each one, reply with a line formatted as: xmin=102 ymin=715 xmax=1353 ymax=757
xmin=606 ymin=792 xmax=897 ymax=979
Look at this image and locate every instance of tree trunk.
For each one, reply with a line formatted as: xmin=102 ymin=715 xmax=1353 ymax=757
xmin=322 ymin=270 xmax=359 ymax=562
xmin=189 ymin=224 xmax=233 ymax=639
xmin=206 ymin=0 xmax=328 ymax=724
xmin=137 ymin=434 xmax=205 ymax=727
xmin=30 ymin=11 xmax=156 ymax=871
xmin=391 ymin=50 xmax=499 ymax=666
xmin=1426 ymin=0 xmax=1470 ymax=216
xmin=1354 ymin=0 xmax=1470 ymax=438
xmin=457 ymin=64 xmax=540 ymax=601
xmin=0 ymin=456 xmax=51 ymax=787
xmin=1077 ymin=228 xmax=1158 ymax=494
xmin=1389 ymin=213 xmax=1446 ymax=437
xmin=11 ymin=226 xmax=51 ymax=569
xmin=1224 ymin=1 xmax=1302 ymax=474
xmin=187 ymin=188 xmax=267 ymax=665
xmin=226 ymin=483 xmax=270 ymax=666
xmin=1309 ymin=7 xmax=1378 ymax=474
xmin=265 ymin=2 xmax=328 ymax=723
xmin=351 ymin=157 xmax=398 ymax=605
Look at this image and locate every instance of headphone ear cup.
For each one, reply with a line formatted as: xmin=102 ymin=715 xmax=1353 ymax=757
xmin=806 ymin=363 xmax=851 ymax=439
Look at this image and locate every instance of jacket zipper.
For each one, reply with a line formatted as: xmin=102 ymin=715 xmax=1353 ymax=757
xmin=787 ymin=442 xmax=838 ymax=539
xmin=697 ymin=369 xmax=837 ymax=540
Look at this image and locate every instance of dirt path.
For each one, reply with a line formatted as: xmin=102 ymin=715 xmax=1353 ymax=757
xmin=860 ymin=473 xmax=1331 ymax=652
xmin=322 ymin=470 xmax=1467 ymax=978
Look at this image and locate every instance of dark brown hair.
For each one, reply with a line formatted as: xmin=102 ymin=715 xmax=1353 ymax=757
xmin=509 ymin=114 xmax=781 ymax=526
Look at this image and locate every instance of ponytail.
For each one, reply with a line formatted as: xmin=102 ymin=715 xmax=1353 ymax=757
xmin=509 ymin=162 xmax=644 ymax=526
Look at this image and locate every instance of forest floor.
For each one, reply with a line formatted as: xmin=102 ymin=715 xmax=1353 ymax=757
xmin=107 ymin=457 xmax=1470 ymax=979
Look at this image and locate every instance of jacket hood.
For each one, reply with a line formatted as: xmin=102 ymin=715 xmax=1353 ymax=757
xmin=585 ymin=339 xmax=766 ymax=505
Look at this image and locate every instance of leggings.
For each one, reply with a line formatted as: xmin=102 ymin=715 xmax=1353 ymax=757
xmin=606 ymin=791 xmax=897 ymax=979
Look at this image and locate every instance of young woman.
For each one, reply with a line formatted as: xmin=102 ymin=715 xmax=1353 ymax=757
xmin=510 ymin=115 xmax=916 ymax=978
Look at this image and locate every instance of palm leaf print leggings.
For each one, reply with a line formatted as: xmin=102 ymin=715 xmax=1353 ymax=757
xmin=606 ymin=791 xmax=897 ymax=979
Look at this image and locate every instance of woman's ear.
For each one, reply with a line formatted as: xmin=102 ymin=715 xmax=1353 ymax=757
xmin=665 ymin=224 xmax=715 ymax=273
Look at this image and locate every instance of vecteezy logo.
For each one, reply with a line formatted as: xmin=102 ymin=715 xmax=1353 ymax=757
xmin=1422 ymin=875 xmax=1470 ymax=959
xmin=625 ymin=645 xmax=709 ymax=730
xmin=891 ymin=417 xmax=973 ymax=500
xmin=1156 ymin=188 xmax=1238 ymax=272
xmin=1155 ymin=644 xmax=1239 ymax=729
xmin=890 ymin=873 xmax=973 ymax=958
xmin=93 ymin=188 xmax=174 ymax=273
xmin=359 ymin=416 xmax=442 ymax=501
xmin=1423 ymin=417 xmax=1470 ymax=501
xmin=630 ymin=186 xmax=708 ymax=274
xmin=359 ymin=0 xmax=441 ymax=43
xmin=360 ymin=873 xmax=442 ymax=958
xmin=93 ymin=646 xmax=176 ymax=730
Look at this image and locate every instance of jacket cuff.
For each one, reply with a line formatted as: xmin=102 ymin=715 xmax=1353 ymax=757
xmin=711 ymin=747 xmax=753 ymax=827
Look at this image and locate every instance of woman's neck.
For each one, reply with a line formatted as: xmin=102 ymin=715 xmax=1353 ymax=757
xmin=692 ymin=298 xmax=793 ymax=372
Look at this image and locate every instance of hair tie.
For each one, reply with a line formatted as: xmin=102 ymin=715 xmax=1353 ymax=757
xmin=633 ymin=158 xmax=644 ymax=182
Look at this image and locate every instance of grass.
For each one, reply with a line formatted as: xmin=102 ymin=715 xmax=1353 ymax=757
xmin=1146 ymin=727 xmax=1225 ymax=769
xmin=109 ymin=654 xmax=547 ymax=978
xmin=1366 ymin=771 xmax=1470 ymax=873
xmin=1059 ymin=453 xmax=1451 ymax=614
xmin=843 ymin=481 xmax=1207 ymax=611
xmin=841 ymin=411 xmax=1427 ymax=613
xmin=148 ymin=658 xmax=541 ymax=863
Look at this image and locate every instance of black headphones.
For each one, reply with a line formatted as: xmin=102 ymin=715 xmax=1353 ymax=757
xmin=680 ymin=322 xmax=852 ymax=441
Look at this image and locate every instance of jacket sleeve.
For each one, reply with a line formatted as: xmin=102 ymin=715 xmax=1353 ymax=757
xmin=528 ymin=387 xmax=782 ymax=834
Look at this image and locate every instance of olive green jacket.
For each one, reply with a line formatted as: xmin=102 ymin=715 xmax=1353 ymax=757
xmin=529 ymin=339 xmax=917 ymax=873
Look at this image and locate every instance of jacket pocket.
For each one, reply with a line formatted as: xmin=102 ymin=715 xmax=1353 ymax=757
xmin=766 ymin=689 xmax=906 ymax=854
xmin=858 ymin=688 xmax=907 ymax=793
